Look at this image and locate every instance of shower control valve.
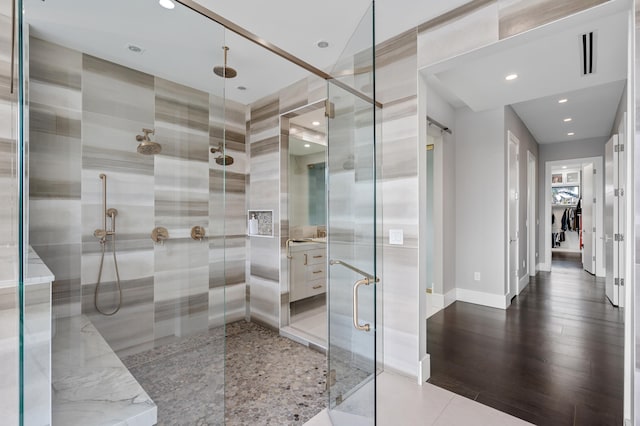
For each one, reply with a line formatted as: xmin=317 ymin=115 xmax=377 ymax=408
xmin=151 ymin=227 xmax=169 ymax=245
xmin=191 ymin=226 xmax=206 ymax=241
xmin=94 ymin=229 xmax=107 ymax=241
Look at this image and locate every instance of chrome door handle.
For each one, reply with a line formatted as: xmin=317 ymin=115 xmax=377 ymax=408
xmin=353 ymin=278 xmax=371 ymax=332
xmin=509 ymin=239 xmax=517 ymax=243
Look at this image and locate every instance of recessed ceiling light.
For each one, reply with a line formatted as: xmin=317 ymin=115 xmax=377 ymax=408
xmin=317 ymin=40 xmax=329 ymax=49
xmin=562 ymin=166 xmax=567 ymax=169
xmin=563 ymin=118 xmax=572 ymax=122
xmin=304 ymin=143 xmax=311 ymax=148
xmin=505 ymin=74 xmax=518 ymax=81
xmin=567 ymin=132 xmax=575 ymax=136
xmin=237 ymin=86 xmax=247 ymax=91
xmin=312 ymin=121 xmax=320 ymax=126
xmin=558 ymin=98 xmax=568 ymax=104
xmin=159 ymin=0 xmax=175 ymax=9
xmin=127 ymin=44 xmax=144 ymax=53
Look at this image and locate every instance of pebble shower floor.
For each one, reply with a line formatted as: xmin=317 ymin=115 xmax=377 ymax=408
xmin=121 ymin=321 xmax=328 ymax=425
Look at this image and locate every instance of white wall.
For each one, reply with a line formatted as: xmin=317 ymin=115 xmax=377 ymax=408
xmin=454 ymin=107 xmax=506 ymax=298
xmin=504 ymin=106 xmax=540 ymax=284
xmin=424 ymin=81 xmax=456 ymax=298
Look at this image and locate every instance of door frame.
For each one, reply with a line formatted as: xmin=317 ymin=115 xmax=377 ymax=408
xmin=542 ymin=156 xmax=604 ymax=276
xmin=506 ymin=131 xmax=519 ymax=300
xmin=527 ymin=151 xmax=537 ymax=277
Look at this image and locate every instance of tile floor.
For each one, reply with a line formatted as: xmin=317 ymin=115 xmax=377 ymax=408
xmin=289 ymin=305 xmax=327 ymax=346
xmin=306 ymin=372 xmax=534 ymax=426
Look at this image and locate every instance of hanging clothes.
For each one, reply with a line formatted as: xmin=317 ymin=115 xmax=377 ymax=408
xmin=561 ymin=209 xmax=568 ymax=231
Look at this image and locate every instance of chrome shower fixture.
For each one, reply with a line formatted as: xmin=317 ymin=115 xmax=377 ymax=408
xmin=136 ymin=128 xmax=162 ymax=155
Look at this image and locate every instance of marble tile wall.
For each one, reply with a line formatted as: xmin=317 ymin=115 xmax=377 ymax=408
xmin=209 ymin=97 xmax=248 ymax=327
xmin=376 ymin=30 xmax=421 ymax=378
xmin=28 ymin=37 xmax=82 ymax=320
xmin=498 ymin=0 xmax=609 ymax=39
xmin=81 ymin=55 xmax=156 ymax=354
xmin=248 ymin=94 xmax=281 ymax=330
xmin=153 ymin=78 xmax=210 ymax=342
xmin=29 ymin=39 xmax=246 ymax=357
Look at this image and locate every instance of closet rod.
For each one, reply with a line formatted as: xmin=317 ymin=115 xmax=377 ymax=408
xmin=427 ymin=116 xmax=452 ymax=134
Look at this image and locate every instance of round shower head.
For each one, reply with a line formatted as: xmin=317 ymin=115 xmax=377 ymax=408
xmin=215 ymin=155 xmax=234 ymax=166
xmin=213 ymin=66 xmax=237 ymax=78
xmin=136 ymin=128 xmax=161 ymax=155
xmin=137 ymin=140 xmax=162 ymax=155
xmin=213 ymin=46 xmax=237 ymax=79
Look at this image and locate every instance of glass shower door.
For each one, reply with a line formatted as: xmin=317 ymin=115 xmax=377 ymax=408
xmin=326 ymin=3 xmax=378 ymax=424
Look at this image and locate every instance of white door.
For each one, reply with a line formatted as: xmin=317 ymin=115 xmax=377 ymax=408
xmin=528 ymin=153 xmax=536 ymax=277
xmin=508 ymin=132 xmax=519 ymax=298
xmin=605 ymin=134 xmax=622 ymax=306
xmin=616 ymin=118 xmax=626 ymax=308
xmin=582 ymin=163 xmax=594 ymax=274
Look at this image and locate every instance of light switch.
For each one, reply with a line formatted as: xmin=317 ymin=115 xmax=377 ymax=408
xmin=389 ymin=229 xmax=403 ymax=245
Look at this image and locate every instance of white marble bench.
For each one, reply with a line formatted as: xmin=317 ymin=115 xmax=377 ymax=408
xmin=52 ymin=315 xmax=157 ymax=426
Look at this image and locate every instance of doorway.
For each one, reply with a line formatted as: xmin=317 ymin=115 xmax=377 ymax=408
xmin=544 ymin=156 xmax=604 ymax=277
xmin=280 ymin=101 xmax=329 ymax=349
xmin=419 ymin=0 xmax=632 ymax=423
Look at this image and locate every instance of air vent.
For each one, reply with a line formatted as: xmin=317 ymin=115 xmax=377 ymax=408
xmin=580 ymin=31 xmax=596 ymax=75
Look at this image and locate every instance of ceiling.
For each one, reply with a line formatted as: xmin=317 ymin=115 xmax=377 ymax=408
xmin=22 ymin=0 xmax=470 ymax=105
xmin=423 ymin=1 xmax=630 ymax=144
xmin=289 ymin=136 xmax=326 ymax=156
xmin=289 ymin=108 xmax=327 ymax=155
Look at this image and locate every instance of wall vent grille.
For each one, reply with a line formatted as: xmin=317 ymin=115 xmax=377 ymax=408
xmin=580 ymin=31 xmax=596 ymax=75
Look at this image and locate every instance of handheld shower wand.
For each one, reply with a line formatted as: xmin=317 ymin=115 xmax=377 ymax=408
xmin=93 ymin=173 xmax=122 ymax=316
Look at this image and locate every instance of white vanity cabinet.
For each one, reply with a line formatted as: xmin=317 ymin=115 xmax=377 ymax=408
xmin=289 ymin=242 xmax=327 ymax=302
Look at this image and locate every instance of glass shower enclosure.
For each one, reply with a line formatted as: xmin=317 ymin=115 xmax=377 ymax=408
xmin=16 ymin=0 xmax=379 ymax=424
xmin=20 ymin=1 xmax=229 ymax=423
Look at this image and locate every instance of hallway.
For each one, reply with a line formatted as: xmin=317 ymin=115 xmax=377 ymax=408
xmin=427 ymin=252 xmax=624 ymax=425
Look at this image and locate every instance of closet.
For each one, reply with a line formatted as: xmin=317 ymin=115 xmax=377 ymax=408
xmin=551 ymin=169 xmax=581 ymax=252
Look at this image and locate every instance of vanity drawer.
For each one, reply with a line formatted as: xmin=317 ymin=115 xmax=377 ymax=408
xmin=307 ymin=279 xmax=326 ymax=297
xmin=306 ymin=264 xmax=326 ymax=281
xmin=306 ymin=249 xmax=326 ymax=265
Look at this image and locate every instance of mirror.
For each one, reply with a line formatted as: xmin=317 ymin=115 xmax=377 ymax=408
xmin=288 ymin=108 xmax=327 ymax=239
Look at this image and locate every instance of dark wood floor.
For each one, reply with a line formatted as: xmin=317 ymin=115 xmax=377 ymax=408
xmin=427 ymin=252 xmax=624 ymax=425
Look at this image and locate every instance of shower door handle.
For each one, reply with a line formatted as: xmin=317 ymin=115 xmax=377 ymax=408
xmin=353 ymin=278 xmax=371 ymax=332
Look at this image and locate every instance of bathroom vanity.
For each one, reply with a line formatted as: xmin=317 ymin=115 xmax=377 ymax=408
xmin=289 ymin=241 xmax=326 ymax=302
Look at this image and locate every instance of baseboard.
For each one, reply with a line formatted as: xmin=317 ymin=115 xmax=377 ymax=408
xmin=518 ymin=274 xmax=529 ymax=295
xmin=431 ymin=293 xmax=445 ymax=309
xmin=456 ymin=288 xmax=508 ymax=310
xmin=419 ymin=354 xmax=430 ymax=384
xmin=443 ymin=288 xmax=457 ymax=308
xmin=538 ymin=262 xmax=551 ymax=272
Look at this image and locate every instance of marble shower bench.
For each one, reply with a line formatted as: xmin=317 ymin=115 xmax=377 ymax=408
xmin=52 ymin=315 xmax=157 ymax=425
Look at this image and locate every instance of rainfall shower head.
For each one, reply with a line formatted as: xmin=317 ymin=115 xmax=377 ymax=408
xmin=213 ymin=46 xmax=237 ymax=79
xmin=136 ymin=128 xmax=161 ymax=155
xmin=211 ymin=145 xmax=234 ymax=166
xmin=215 ymin=155 xmax=234 ymax=166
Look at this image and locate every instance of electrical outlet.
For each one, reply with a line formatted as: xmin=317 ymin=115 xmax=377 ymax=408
xmin=536 ymin=252 xmax=538 ymax=258
xmin=522 ymin=260 xmax=525 ymax=268
xmin=474 ymin=272 xmax=481 ymax=281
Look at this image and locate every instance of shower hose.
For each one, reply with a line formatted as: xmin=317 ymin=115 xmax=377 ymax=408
xmin=94 ymin=233 xmax=122 ymax=316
